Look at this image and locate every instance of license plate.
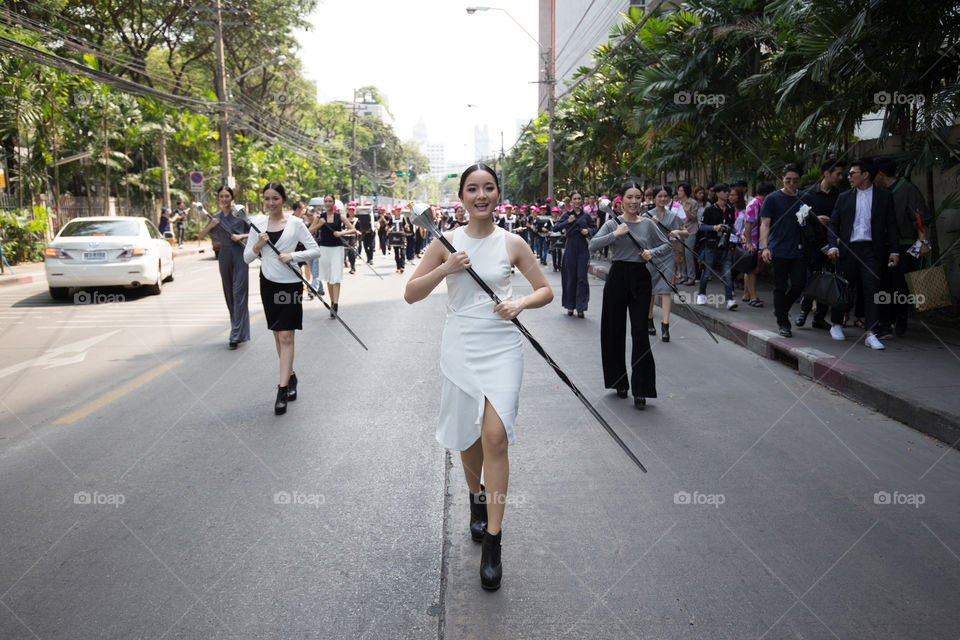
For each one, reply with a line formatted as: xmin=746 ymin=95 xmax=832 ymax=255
xmin=83 ymin=251 xmax=107 ymax=261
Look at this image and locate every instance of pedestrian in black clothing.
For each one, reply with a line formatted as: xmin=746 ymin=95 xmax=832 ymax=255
xmin=797 ymin=158 xmax=845 ymax=330
xmin=759 ymin=164 xmax=807 ymax=337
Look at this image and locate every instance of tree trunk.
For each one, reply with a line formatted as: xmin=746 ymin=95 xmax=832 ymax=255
xmin=159 ymin=125 xmax=170 ymax=211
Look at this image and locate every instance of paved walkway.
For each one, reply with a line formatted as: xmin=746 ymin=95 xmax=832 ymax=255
xmin=589 ymin=258 xmax=960 ymax=449
xmin=0 ymin=241 xmax=215 ymax=287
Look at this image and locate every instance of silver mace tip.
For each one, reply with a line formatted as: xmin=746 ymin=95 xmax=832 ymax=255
xmin=598 ymin=198 xmax=613 ymax=213
xmin=405 ymin=203 xmax=435 ymax=230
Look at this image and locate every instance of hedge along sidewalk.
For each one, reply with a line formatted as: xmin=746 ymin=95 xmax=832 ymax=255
xmin=589 ymin=258 xmax=960 ymax=450
xmin=0 ymin=241 xmax=214 ymax=287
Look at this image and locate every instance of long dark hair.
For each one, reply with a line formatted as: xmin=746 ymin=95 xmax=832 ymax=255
xmin=217 ymin=185 xmax=235 ymax=199
xmin=619 ymin=181 xmax=643 ymax=197
xmin=458 ymin=163 xmax=499 ymax=199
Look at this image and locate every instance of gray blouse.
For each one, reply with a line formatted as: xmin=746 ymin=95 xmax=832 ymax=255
xmin=589 ymin=217 xmax=674 ymax=263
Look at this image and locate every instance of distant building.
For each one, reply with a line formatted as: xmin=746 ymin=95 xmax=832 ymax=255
xmin=413 ymin=118 xmax=428 ymax=146
xmin=538 ymin=0 xmax=667 ymax=111
xmin=474 ymin=125 xmax=491 ymax=162
xmin=425 ymin=144 xmax=446 ymax=179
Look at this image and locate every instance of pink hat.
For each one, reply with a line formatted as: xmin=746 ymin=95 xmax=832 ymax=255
xmin=551 ymin=206 xmax=559 ymax=212
xmin=393 ymin=204 xmax=402 ymax=210
xmin=347 ymin=202 xmax=357 ymax=209
xmin=362 ymin=201 xmax=371 ymax=206
xmin=614 ymin=196 xmax=621 ymax=203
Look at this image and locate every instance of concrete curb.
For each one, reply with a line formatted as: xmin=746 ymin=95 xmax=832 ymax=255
xmin=588 ymin=261 xmax=960 ymax=449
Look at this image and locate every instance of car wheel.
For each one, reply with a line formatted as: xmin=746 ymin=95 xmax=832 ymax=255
xmin=145 ymin=262 xmax=163 ymax=295
xmin=49 ymin=286 xmax=70 ymax=300
xmin=163 ymin=258 xmax=175 ymax=282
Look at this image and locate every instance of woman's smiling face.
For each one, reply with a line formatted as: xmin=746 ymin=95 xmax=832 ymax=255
xmin=461 ymin=170 xmax=499 ymax=219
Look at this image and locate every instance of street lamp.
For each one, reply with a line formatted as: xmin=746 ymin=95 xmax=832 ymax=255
xmin=466 ymin=6 xmax=555 ymax=203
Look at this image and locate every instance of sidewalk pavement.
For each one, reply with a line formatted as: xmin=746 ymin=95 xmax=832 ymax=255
xmin=589 ymin=258 xmax=960 ymax=449
xmin=0 ymin=241 xmax=215 ymax=288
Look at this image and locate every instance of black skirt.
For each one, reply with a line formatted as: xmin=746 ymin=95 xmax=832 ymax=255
xmin=260 ymin=272 xmax=303 ymax=331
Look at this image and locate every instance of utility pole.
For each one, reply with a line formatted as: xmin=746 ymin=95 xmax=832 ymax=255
xmin=159 ymin=124 xmax=170 ymax=211
xmin=50 ymin=92 xmax=61 ymax=231
xmin=350 ymin=88 xmax=359 ymax=202
xmin=543 ymin=47 xmax=555 ymax=204
xmin=213 ymin=0 xmax=232 ymax=188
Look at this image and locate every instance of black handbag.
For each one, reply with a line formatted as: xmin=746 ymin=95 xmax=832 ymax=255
xmin=802 ymin=271 xmax=852 ymax=311
xmin=731 ymin=246 xmax=758 ymax=272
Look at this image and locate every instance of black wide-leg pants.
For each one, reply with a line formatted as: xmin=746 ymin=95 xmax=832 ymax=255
xmin=600 ymin=261 xmax=657 ymax=399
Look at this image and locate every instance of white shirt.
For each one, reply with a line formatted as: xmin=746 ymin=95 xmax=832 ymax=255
xmin=851 ymin=186 xmax=873 ymax=242
xmin=243 ymin=214 xmax=321 ymax=283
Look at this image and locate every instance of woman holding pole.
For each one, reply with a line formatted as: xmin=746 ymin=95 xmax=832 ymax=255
xmin=198 ymin=185 xmax=250 ymax=350
xmin=404 ymin=163 xmax=553 ymax=591
xmin=589 ymin=181 xmax=673 ymax=409
xmin=244 ymin=182 xmax=321 ymax=415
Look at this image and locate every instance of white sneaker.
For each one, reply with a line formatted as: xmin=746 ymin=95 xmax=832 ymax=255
xmin=830 ymin=325 xmax=845 ymax=341
xmin=696 ymin=294 xmax=706 ymax=305
xmin=865 ymin=334 xmax=885 ymax=350
xmin=726 ymin=299 xmax=738 ymax=310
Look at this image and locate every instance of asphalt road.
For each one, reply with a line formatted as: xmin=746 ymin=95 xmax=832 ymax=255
xmin=1 ymin=249 xmax=958 ymax=639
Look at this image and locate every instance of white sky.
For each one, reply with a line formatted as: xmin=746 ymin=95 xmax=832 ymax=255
xmin=293 ymin=0 xmax=541 ymax=167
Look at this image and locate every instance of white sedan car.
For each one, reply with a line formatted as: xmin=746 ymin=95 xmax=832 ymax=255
xmin=45 ymin=216 xmax=175 ymax=300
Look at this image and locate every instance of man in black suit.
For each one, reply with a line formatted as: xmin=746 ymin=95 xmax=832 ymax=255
xmin=827 ymin=158 xmax=900 ymax=350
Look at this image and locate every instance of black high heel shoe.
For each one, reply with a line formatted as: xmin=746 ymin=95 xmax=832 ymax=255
xmin=275 ymin=385 xmax=289 ymax=415
xmin=661 ymin=323 xmax=670 ymax=342
xmin=647 ymin=318 xmax=656 ymax=335
xmin=470 ymin=485 xmax=487 ymax=542
xmin=616 ymin=389 xmax=628 ymax=399
xmin=480 ymin=529 xmax=502 ymax=591
xmin=634 ymin=396 xmax=646 ymax=410
xmin=287 ymin=372 xmax=298 ymax=401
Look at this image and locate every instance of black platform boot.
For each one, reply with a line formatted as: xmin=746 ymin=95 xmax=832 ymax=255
xmin=647 ymin=318 xmax=656 ymax=335
xmin=274 ymin=385 xmax=288 ymax=415
xmin=470 ymin=485 xmax=488 ymax=543
xmin=480 ymin=529 xmax=502 ymax=591
xmin=330 ymin=303 xmax=338 ymax=319
xmin=287 ymin=372 xmax=298 ymax=401
xmin=661 ymin=323 xmax=670 ymax=342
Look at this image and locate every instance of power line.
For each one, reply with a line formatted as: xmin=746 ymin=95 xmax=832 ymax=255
xmin=555 ymin=0 xmax=599 ymax=60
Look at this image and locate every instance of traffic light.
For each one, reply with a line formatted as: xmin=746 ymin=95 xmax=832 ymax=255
xmin=446 ymin=173 xmax=457 ymax=178
xmin=393 ymin=170 xmax=403 ymax=177
xmin=406 ymin=172 xmax=413 ymax=177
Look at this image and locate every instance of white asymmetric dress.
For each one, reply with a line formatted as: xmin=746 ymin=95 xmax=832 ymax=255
xmin=437 ymin=226 xmax=522 ymax=451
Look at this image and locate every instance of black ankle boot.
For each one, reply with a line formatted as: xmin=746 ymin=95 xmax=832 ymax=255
xmin=287 ymin=372 xmax=298 ymax=401
xmin=470 ymin=485 xmax=488 ymax=543
xmin=661 ymin=323 xmax=670 ymax=342
xmin=647 ymin=318 xmax=656 ymax=335
xmin=275 ymin=385 xmax=288 ymax=415
xmin=330 ymin=303 xmax=338 ymax=319
xmin=480 ymin=529 xmax=502 ymax=591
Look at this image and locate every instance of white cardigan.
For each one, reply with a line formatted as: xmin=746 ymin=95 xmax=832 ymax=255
xmin=243 ymin=214 xmax=322 ymax=283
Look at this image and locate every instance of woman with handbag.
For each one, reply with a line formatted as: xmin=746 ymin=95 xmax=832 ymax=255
xmin=589 ymin=181 xmax=673 ymax=409
xmin=739 ymin=182 xmax=774 ymax=307
xmin=243 ymin=182 xmax=321 ymax=415
xmin=404 ymin=163 xmax=553 ymax=591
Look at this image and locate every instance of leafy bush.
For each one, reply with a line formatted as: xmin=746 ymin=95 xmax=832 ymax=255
xmin=0 ymin=207 xmax=50 ymax=264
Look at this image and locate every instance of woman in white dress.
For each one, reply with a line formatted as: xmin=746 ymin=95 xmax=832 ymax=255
xmin=404 ymin=163 xmax=553 ymax=591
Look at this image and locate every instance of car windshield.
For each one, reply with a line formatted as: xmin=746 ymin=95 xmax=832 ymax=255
xmin=60 ymin=220 xmax=142 ymax=237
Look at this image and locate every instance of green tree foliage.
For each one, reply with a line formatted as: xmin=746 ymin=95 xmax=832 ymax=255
xmin=505 ymin=0 xmax=960 ymax=202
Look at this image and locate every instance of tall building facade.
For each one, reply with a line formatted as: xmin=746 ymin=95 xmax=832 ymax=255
xmin=538 ymin=0 xmax=661 ymax=110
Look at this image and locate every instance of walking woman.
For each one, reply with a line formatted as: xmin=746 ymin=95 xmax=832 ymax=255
xmin=645 ymin=186 xmax=687 ymax=342
xmin=315 ymin=194 xmax=358 ymax=318
xmin=404 ymin=163 xmax=553 ymax=591
xmin=198 ymin=185 xmax=250 ymax=350
xmin=243 ymin=182 xmax=321 ymax=415
xmin=552 ymin=190 xmax=594 ymax=317
xmin=590 ymin=182 xmax=672 ymax=409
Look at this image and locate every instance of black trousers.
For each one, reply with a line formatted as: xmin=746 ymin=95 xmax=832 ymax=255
xmin=772 ymin=257 xmax=807 ymax=325
xmin=884 ymin=251 xmax=919 ymax=324
xmin=831 ymin=242 xmax=881 ymax=331
xmin=393 ymin=245 xmax=405 ymax=270
xmin=600 ymin=261 xmax=657 ymax=398
xmin=362 ymin=233 xmax=375 ymax=262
